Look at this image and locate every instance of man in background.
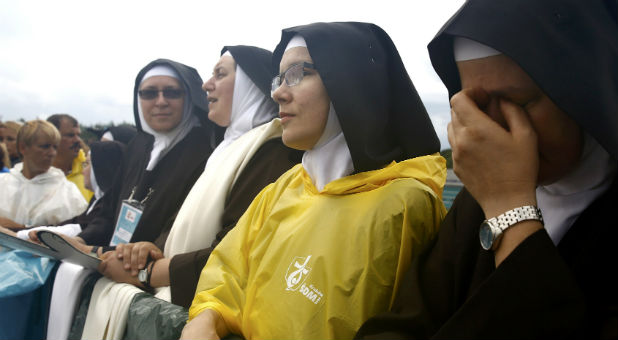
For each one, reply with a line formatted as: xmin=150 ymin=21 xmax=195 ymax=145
xmin=47 ymin=114 xmax=93 ymax=201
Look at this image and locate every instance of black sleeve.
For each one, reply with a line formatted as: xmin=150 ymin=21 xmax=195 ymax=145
xmin=77 ymin=165 xmax=124 ymax=245
xmin=169 ymin=223 xmax=235 ymax=309
xmin=355 ymin=189 xmax=587 ymax=339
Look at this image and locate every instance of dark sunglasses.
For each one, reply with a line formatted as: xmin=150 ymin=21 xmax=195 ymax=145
xmin=138 ymin=88 xmax=185 ymax=100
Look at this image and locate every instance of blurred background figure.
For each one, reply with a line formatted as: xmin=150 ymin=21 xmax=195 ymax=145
xmin=0 ymin=121 xmax=22 ymax=166
xmin=0 ymin=119 xmax=87 ymax=229
xmin=18 ymin=140 xmax=126 ymax=240
xmin=0 ymin=138 xmax=10 ymax=172
xmin=47 ymin=114 xmax=93 ymax=201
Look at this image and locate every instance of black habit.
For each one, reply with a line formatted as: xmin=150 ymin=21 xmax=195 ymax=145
xmin=356 ymin=0 xmax=618 ymax=338
xmin=78 ymin=59 xmax=221 ymax=248
xmin=56 ymin=141 xmax=126 ymax=230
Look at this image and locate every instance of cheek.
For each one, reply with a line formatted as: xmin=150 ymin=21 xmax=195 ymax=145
xmin=532 ymin=106 xmax=583 ymax=183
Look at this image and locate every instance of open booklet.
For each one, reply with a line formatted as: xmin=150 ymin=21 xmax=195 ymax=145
xmin=0 ymin=230 xmax=101 ymax=269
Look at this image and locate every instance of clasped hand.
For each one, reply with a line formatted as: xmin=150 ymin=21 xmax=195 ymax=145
xmin=98 ymin=241 xmax=163 ymax=285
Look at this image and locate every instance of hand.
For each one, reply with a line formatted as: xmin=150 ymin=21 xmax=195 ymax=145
xmin=448 ymin=88 xmax=539 ymax=218
xmin=28 ymin=231 xmax=92 ymax=253
xmin=98 ymin=250 xmax=141 ymax=286
xmin=180 ymin=309 xmax=226 ymax=340
xmin=116 ymin=242 xmax=163 ymax=276
xmin=0 ymin=216 xmax=25 ymax=230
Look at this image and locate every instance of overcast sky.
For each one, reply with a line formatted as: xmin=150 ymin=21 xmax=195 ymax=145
xmin=0 ymin=0 xmax=464 ymax=149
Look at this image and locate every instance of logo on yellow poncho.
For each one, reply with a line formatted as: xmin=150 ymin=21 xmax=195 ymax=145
xmin=285 ymin=255 xmax=312 ymax=291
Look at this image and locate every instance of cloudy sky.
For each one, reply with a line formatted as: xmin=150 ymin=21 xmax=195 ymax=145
xmin=0 ymin=0 xmax=464 ymax=149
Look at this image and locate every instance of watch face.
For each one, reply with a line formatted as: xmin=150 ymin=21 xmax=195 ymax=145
xmin=479 ymin=221 xmax=494 ymax=250
xmin=138 ymin=269 xmax=147 ymax=283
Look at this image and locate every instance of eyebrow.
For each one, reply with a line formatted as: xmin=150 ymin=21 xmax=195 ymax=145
xmin=279 ymin=60 xmax=313 ymax=73
xmin=213 ymin=66 xmax=227 ymax=74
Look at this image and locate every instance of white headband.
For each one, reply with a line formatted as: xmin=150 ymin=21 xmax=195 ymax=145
xmin=453 ymin=37 xmax=502 ymax=61
xmin=222 ymin=51 xmax=233 ymax=58
xmin=285 ymin=35 xmax=308 ymax=51
xmin=141 ymin=65 xmax=180 ymax=84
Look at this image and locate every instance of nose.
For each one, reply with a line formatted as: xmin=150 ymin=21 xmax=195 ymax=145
xmin=271 ymin=83 xmax=290 ymax=105
xmin=203 ymin=77 xmax=215 ymax=93
xmin=154 ymin=91 xmax=168 ymax=106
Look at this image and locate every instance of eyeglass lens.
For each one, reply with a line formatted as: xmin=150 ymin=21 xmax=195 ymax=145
xmin=271 ymin=63 xmax=307 ymax=93
xmin=138 ymin=88 xmax=184 ymax=100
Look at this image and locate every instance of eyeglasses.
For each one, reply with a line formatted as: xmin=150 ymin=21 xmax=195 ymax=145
xmin=138 ymin=88 xmax=185 ymax=100
xmin=271 ymin=62 xmax=315 ymax=95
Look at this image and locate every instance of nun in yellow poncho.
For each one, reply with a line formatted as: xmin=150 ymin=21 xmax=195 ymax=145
xmin=184 ymin=22 xmax=447 ymax=340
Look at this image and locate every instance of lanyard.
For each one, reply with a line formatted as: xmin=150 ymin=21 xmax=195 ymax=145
xmin=110 ymin=187 xmax=154 ymax=246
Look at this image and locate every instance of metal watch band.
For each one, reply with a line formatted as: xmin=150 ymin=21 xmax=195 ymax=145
xmin=488 ymin=205 xmax=544 ymax=232
xmin=146 ymin=260 xmax=155 ymax=288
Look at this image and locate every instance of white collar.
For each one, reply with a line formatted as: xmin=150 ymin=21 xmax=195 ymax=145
xmin=302 ymin=103 xmax=354 ymax=191
xmin=537 ymin=134 xmax=617 ymax=244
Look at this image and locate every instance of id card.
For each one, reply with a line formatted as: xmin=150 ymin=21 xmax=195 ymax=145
xmin=110 ymin=201 xmax=143 ymax=246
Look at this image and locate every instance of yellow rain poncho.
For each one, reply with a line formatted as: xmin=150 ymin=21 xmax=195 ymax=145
xmin=189 ymin=154 xmax=446 ymax=339
xmin=67 ymin=149 xmax=93 ymax=201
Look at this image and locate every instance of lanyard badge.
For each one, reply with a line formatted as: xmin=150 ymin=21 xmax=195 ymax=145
xmin=110 ymin=187 xmax=154 ymax=246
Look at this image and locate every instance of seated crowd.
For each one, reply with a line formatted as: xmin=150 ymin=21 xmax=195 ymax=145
xmin=0 ymin=1 xmax=616 ymax=339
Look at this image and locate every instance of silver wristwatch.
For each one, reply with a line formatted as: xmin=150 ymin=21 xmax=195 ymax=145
xmin=479 ymin=205 xmax=543 ymax=250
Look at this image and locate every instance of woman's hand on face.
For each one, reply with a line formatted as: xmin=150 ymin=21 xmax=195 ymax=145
xmin=116 ymin=242 xmax=163 ymax=276
xmin=448 ymin=87 xmax=539 ymax=217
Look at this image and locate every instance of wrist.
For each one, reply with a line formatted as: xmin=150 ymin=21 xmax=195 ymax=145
xmin=494 ymin=220 xmax=543 ymax=266
xmin=149 ymin=258 xmax=171 ymax=288
xmin=481 ymin=192 xmax=537 ymax=219
xmin=138 ymin=259 xmax=155 ymax=290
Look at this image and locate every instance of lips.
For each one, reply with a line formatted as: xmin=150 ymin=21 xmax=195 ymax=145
xmin=279 ymin=112 xmax=294 ymax=124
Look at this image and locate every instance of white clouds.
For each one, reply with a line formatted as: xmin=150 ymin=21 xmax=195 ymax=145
xmin=0 ymin=0 xmax=463 ymax=148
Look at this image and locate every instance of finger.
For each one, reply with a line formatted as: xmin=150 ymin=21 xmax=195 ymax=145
xmin=499 ymin=99 xmax=535 ymax=138
xmin=137 ymin=246 xmax=150 ymax=270
xmin=123 ymin=244 xmax=133 ymax=269
xmin=150 ymin=249 xmax=164 ymax=260
xmin=131 ymin=245 xmax=141 ymax=275
xmin=28 ymin=230 xmax=40 ymax=243
xmin=116 ymin=243 xmax=124 ymax=258
xmin=447 ymin=121 xmax=456 ymax=150
xmin=450 ymin=88 xmax=490 ymax=126
xmin=461 ymin=87 xmax=490 ymax=109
